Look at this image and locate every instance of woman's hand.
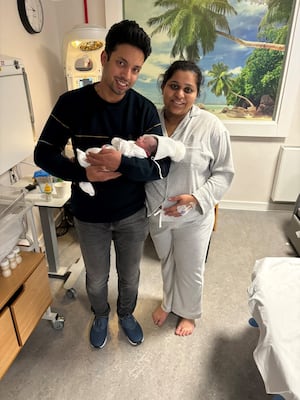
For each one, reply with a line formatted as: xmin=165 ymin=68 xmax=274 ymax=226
xmin=163 ymin=194 xmax=198 ymax=217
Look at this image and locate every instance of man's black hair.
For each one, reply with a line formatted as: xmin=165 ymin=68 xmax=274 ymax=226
xmin=105 ymin=20 xmax=151 ymax=61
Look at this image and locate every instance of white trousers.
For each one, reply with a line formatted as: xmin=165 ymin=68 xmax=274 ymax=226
xmin=149 ymin=209 xmax=214 ymax=319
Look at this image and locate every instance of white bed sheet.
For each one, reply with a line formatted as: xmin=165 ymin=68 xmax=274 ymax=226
xmin=248 ymin=257 xmax=300 ymax=400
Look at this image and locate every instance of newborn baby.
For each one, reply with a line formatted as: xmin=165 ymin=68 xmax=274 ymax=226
xmin=77 ymin=135 xmax=185 ymax=196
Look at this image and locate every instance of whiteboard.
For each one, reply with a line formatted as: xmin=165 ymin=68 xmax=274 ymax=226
xmin=0 ymin=70 xmax=34 ymax=176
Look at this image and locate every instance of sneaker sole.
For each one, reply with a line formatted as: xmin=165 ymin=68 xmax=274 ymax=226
xmin=90 ymin=335 xmax=107 ymax=349
xmin=119 ymin=323 xmax=144 ymax=346
xmin=127 ymin=335 xmax=144 ymax=346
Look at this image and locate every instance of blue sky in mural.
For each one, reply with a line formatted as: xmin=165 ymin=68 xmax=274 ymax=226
xmin=124 ymin=0 xmax=267 ymax=107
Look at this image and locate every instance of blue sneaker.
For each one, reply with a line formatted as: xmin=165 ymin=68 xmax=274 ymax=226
xmin=90 ymin=316 xmax=108 ymax=349
xmin=119 ymin=315 xmax=144 ymax=346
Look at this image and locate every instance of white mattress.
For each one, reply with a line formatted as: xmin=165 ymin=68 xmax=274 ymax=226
xmin=248 ymin=257 xmax=300 ymax=400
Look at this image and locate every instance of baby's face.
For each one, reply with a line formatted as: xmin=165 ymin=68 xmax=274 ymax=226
xmin=136 ymin=135 xmax=156 ymax=152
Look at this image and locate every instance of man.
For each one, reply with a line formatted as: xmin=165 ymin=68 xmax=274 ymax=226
xmin=34 ymin=20 xmax=170 ymax=349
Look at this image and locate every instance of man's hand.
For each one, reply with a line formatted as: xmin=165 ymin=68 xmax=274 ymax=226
xmin=86 ymin=166 xmax=121 ymax=182
xmin=86 ymin=147 xmax=122 ymax=171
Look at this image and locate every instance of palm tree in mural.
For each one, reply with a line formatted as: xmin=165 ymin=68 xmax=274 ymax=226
xmin=147 ymin=0 xmax=237 ymax=61
xmin=258 ymin=0 xmax=294 ymax=43
xmin=147 ymin=0 xmax=291 ymax=62
xmin=207 ymin=62 xmax=255 ymax=108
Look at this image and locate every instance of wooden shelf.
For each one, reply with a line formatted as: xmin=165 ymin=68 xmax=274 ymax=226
xmin=0 ymin=252 xmax=52 ymax=379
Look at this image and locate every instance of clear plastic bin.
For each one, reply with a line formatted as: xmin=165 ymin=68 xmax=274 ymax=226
xmin=0 ymin=186 xmax=33 ymax=262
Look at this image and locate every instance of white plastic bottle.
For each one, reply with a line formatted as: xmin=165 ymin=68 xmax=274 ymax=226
xmin=1 ymin=258 xmax=12 ymax=277
xmin=13 ymin=246 xmax=22 ymax=264
xmin=7 ymin=252 xmax=17 ymax=269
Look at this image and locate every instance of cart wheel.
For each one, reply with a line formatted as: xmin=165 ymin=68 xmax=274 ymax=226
xmin=66 ymin=288 xmax=77 ymax=299
xmin=52 ymin=315 xmax=65 ymax=330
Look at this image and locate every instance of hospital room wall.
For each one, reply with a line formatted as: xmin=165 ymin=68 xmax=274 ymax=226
xmin=0 ymin=0 xmax=299 ymax=209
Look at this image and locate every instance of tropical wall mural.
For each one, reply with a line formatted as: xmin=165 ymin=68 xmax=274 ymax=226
xmin=123 ymin=0 xmax=295 ymax=121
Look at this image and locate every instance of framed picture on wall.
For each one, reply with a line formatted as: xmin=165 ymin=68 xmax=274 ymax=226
xmin=123 ymin=0 xmax=299 ymax=137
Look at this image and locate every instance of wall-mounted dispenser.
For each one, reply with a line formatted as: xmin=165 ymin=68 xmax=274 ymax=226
xmin=62 ymin=24 xmax=107 ymax=91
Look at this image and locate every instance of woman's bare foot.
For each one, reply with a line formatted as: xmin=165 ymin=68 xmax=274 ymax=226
xmin=152 ymin=306 xmax=169 ymax=327
xmin=175 ymin=318 xmax=195 ymax=336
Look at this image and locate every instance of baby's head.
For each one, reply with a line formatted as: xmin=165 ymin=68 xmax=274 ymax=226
xmin=135 ymin=135 xmax=158 ymax=156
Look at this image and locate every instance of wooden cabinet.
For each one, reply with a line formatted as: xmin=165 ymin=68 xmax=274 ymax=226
xmin=0 ymin=307 xmax=20 ymax=378
xmin=0 ymin=252 xmax=52 ymax=379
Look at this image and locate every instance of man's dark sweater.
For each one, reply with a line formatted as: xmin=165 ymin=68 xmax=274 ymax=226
xmin=34 ymin=84 xmax=170 ymax=222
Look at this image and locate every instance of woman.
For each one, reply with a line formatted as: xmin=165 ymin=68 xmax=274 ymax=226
xmin=146 ymin=60 xmax=234 ymax=336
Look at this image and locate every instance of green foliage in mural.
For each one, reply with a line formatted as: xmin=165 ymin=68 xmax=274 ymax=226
xmin=227 ymin=49 xmax=284 ymax=107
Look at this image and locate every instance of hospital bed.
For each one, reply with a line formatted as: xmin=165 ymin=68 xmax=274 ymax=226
xmin=248 ymin=257 xmax=300 ymax=400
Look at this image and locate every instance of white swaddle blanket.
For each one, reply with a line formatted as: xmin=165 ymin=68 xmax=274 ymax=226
xmin=76 ymin=147 xmax=102 ymax=196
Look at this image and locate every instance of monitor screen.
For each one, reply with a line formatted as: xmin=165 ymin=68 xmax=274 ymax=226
xmin=78 ymin=78 xmax=94 ymax=88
